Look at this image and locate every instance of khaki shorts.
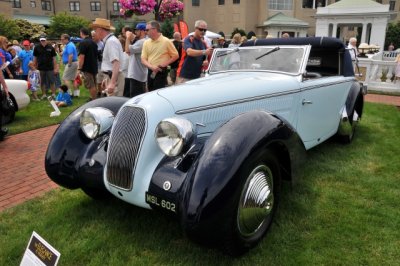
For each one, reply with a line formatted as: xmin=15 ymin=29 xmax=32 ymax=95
xmin=62 ymin=62 xmax=78 ymax=81
xmin=96 ymin=71 xmax=105 ymax=84
xmin=81 ymin=72 xmax=96 ymax=89
xmin=102 ymin=72 xmax=123 ymax=97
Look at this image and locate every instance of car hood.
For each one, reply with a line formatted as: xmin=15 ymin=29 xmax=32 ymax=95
xmin=157 ymin=72 xmax=300 ymax=112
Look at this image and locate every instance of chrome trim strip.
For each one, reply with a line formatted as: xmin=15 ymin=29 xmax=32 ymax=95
xmin=301 ymin=78 xmax=356 ymax=91
xmin=207 ymin=69 xmax=302 ymax=77
xmin=176 ymin=78 xmax=356 ymax=115
xmin=175 ymin=89 xmax=300 ymax=115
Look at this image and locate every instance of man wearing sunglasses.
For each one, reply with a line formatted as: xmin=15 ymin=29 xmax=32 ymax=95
xmin=178 ymin=20 xmax=213 ymax=83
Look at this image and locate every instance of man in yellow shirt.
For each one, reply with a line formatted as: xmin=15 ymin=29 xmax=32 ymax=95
xmin=141 ymin=20 xmax=179 ymax=91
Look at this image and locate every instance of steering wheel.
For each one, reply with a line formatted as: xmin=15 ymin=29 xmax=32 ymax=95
xmin=304 ymin=72 xmax=322 ymax=78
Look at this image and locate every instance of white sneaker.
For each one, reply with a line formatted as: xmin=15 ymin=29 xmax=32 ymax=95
xmin=50 ymin=111 xmax=61 ymax=117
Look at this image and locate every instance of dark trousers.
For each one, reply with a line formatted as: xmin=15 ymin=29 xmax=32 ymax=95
xmin=129 ymin=78 xmax=146 ymax=97
xmin=147 ymin=70 xmax=168 ymax=91
xmin=123 ymin=77 xmax=131 ymax=97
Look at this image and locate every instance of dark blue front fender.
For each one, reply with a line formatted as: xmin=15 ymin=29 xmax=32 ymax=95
xmin=45 ymin=97 xmax=128 ymax=190
xmin=180 ymin=110 xmax=305 ymax=243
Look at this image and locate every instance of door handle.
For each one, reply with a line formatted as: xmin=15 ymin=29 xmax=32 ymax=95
xmin=302 ymin=99 xmax=313 ymax=105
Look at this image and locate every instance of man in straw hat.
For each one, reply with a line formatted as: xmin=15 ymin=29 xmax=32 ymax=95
xmin=90 ymin=18 xmax=123 ymax=97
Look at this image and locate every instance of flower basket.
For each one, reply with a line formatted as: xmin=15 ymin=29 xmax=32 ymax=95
xmin=119 ymin=0 xmax=157 ymax=17
xmin=158 ymin=0 xmax=184 ymax=21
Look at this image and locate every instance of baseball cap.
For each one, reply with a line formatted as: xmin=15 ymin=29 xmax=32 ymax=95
xmin=39 ymin=35 xmax=47 ymax=41
xmin=22 ymin=40 xmax=30 ymax=46
xmin=135 ymin=23 xmax=146 ymax=31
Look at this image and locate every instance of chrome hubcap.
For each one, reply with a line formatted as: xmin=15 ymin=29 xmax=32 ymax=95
xmin=237 ymin=164 xmax=274 ymax=237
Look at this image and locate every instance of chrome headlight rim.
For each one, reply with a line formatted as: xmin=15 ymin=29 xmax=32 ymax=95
xmin=80 ymin=107 xmax=115 ymax=139
xmin=155 ymin=117 xmax=196 ymax=157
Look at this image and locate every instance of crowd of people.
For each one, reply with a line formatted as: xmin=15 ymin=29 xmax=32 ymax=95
xmin=1 ymin=18 xmax=226 ymax=100
xmin=0 ymin=18 xmax=244 ymax=141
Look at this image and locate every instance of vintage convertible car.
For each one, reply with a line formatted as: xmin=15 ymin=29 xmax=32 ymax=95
xmin=4 ymin=79 xmax=30 ymax=123
xmin=45 ymin=37 xmax=366 ymax=255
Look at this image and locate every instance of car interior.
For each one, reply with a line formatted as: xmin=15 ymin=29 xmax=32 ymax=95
xmin=305 ymin=47 xmax=342 ymax=79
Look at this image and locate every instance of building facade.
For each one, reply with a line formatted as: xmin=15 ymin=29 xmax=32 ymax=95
xmin=4 ymin=0 xmax=400 ymax=38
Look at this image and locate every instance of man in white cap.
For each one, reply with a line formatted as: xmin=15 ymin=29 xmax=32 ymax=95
xmin=91 ymin=18 xmax=123 ymax=96
xmin=33 ymin=35 xmax=58 ymax=99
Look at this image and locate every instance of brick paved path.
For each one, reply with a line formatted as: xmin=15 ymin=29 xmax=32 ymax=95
xmin=0 ymin=125 xmax=59 ymax=211
xmin=0 ymin=94 xmax=399 ymax=212
xmin=365 ymin=94 xmax=400 ymax=106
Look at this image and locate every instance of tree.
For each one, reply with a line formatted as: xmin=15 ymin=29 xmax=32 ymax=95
xmin=160 ymin=19 xmax=174 ymax=38
xmin=47 ymin=12 xmax=91 ymax=38
xmin=15 ymin=19 xmax=46 ymax=41
xmin=0 ymin=14 xmax=20 ymax=40
xmin=385 ymin=21 xmax=400 ymax=50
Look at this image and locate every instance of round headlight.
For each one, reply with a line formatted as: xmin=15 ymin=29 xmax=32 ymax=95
xmin=155 ymin=117 xmax=196 ymax=156
xmin=80 ymin=107 xmax=114 ymax=139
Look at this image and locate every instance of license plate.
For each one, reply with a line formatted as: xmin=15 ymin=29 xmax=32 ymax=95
xmin=145 ymin=192 xmax=176 ymax=213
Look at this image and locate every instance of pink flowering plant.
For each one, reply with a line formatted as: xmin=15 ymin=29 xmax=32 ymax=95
xmin=158 ymin=0 xmax=184 ymax=21
xmin=119 ymin=0 xmax=184 ymax=21
xmin=119 ymin=0 xmax=157 ymax=17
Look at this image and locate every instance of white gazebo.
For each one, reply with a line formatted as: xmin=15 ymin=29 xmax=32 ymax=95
xmin=315 ymin=0 xmax=392 ymax=49
xmin=261 ymin=12 xmax=309 ymax=38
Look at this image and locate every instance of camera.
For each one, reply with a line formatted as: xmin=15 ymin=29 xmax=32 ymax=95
xmin=97 ymin=50 xmax=103 ymax=62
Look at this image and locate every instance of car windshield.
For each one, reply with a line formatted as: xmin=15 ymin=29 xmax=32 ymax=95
xmin=208 ymin=46 xmax=306 ymax=75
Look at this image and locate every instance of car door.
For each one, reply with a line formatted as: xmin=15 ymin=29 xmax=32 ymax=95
xmin=296 ymin=77 xmax=353 ymax=149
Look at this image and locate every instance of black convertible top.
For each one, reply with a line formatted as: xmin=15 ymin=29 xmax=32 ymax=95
xmin=241 ymin=36 xmax=345 ymax=49
xmin=242 ymin=37 xmax=354 ymax=77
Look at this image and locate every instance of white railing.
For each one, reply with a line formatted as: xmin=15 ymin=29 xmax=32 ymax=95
xmin=356 ymin=54 xmax=400 ymax=92
xmin=382 ymin=51 xmax=399 ymax=61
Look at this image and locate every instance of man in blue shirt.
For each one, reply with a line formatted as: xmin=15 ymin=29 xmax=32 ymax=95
xmin=60 ymin=34 xmax=78 ymax=95
xmin=179 ymin=20 xmax=213 ymax=83
xmin=17 ymin=40 xmax=33 ymax=81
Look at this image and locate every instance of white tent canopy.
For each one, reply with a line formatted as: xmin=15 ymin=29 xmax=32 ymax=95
xmin=188 ymin=30 xmax=221 ymax=39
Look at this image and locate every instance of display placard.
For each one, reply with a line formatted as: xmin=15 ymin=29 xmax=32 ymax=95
xmin=20 ymin=232 xmax=60 ymax=266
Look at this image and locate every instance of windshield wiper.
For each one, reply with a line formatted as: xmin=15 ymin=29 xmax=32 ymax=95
xmin=255 ymin=46 xmax=280 ymax=60
xmin=216 ymin=47 xmax=240 ymax=58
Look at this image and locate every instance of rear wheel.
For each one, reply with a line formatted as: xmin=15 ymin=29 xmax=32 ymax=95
xmin=221 ymin=148 xmax=281 ymax=256
xmin=340 ymin=109 xmax=359 ymax=144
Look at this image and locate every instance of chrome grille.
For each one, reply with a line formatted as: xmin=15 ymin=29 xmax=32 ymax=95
xmin=106 ymin=106 xmax=146 ymax=190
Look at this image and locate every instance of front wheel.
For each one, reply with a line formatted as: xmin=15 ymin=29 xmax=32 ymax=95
xmin=221 ymin=148 xmax=281 ymax=256
xmin=3 ymin=96 xmax=16 ymax=124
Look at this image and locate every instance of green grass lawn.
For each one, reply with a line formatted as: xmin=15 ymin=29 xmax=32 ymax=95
xmin=0 ymin=102 xmax=399 ymax=265
xmin=7 ymin=85 xmax=91 ymax=135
